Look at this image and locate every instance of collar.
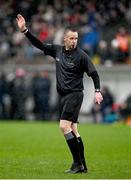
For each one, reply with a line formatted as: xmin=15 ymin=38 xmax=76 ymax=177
xmin=63 ymin=46 xmax=77 ymax=54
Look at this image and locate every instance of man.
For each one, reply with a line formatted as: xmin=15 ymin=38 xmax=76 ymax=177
xmin=32 ymin=71 xmax=51 ymax=120
xmin=16 ymin=14 xmax=103 ymax=173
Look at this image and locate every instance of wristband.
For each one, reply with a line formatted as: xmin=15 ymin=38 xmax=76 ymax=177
xmin=21 ymin=28 xmax=28 ymax=33
xmin=95 ymin=89 xmax=100 ymax=93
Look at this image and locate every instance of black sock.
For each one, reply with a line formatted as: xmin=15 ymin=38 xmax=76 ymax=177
xmin=77 ymin=137 xmax=87 ymax=170
xmin=65 ymin=131 xmax=82 ymax=165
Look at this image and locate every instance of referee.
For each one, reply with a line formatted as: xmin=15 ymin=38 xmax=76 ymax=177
xmin=16 ymin=14 xmax=103 ymax=174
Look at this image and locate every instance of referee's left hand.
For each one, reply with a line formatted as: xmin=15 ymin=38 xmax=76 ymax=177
xmin=95 ymin=92 xmax=103 ymax=104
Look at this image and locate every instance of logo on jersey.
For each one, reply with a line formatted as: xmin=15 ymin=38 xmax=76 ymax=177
xmin=67 ymin=62 xmax=74 ymax=66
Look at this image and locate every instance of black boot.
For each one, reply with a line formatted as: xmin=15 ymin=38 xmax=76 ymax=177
xmin=65 ymin=162 xmax=84 ymax=174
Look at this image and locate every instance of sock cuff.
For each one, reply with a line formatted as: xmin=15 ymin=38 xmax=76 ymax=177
xmin=64 ymin=131 xmax=75 ymax=140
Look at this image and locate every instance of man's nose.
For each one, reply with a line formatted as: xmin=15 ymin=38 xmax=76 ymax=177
xmin=72 ymin=40 xmax=76 ymax=43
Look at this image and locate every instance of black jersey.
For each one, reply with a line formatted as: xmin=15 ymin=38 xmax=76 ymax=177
xmin=25 ymin=30 xmax=100 ymax=95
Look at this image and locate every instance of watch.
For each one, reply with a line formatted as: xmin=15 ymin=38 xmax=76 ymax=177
xmin=95 ymin=89 xmax=100 ymax=93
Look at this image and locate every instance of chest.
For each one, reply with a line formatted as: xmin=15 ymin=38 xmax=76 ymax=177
xmin=56 ymin=50 xmax=82 ymax=72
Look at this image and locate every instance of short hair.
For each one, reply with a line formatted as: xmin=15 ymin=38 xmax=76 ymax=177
xmin=64 ymin=25 xmax=79 ymax=36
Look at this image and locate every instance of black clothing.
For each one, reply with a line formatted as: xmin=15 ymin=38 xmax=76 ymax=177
xmin=59 ymin=91 xmax=83 ymax=123
xmin=77 ymin=137 xmax=87 ymax=171
xmin=24 ymin=30 xmax=99 ymax=171
xmin=65 ymin=131 xmax=82 ymax=165
xmin=0 ymin=75 xmax=6 ymax=119
xmin=7 ymin=77 xmax=27 ymax=120
xmin=65 ymin=163 xmax=84 ymax=173
xmin=32 ymin=75 xmax=51 ymax=120
xmin=25 ymin=31 xmax=100 ymax=95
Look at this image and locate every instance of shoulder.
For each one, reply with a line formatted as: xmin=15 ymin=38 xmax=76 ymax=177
xmin=77 ymin=47 xmax=91 ymax=61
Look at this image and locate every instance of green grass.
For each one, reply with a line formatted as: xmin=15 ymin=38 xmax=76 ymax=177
xmin=0 ymin=121 xmax=131 ymax=179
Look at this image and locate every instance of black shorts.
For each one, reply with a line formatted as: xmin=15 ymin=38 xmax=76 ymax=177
xmin=58 ymin=91 xmax=83 ymax=123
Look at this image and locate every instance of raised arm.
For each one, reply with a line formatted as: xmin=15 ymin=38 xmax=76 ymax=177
xmin=16 ymin=14 xmax=56 ymax=55
xmin=16 ymin=14 xmax=46 ymax=51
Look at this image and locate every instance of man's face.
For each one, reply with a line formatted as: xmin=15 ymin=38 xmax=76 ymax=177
xmin=64 ymin=30 xmax=78 ymax=50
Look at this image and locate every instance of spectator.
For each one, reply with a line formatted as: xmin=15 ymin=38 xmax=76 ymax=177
xmin=100 ymin=86 xmax=117 ymax=123
xmin=91 ymin=86 xmax=117 ymax=123
xmin=0 ymin=0 xmax=131 ymax=64
xmin=112 ymin=27 xmax=130 ymax=63
xmin=97 ymin=40 xmax=111 ymax=65
xmin=32 ymin=71 xmax=51 ymax=120
xmin=80 ymin=25 xmax=100 ymax=57
xmin=7 ymin=68 xmax=27 ymax=120
xmin=0 ymin=73 xmax=7 ymax=119
xmin=116 ymin=27 xmax=130 ymax=63
xmin=120 ymin=94 xmax=131 ymax=123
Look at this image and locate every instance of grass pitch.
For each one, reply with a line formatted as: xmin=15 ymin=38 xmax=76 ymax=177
xmin=0 ymin=121 xmax=131 ymax=179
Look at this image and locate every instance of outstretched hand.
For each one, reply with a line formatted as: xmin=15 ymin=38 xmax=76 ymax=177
xmin=95 ymin=92 xmax=103 ymax=104
xmin=16 ymin=14 xmax=26 ymax=32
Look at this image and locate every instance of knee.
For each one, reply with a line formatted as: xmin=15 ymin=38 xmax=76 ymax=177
xmin=59 ymin=123 xmax=66 ymax=133
xmin=59 ymin=121 xmax=71 ymax=134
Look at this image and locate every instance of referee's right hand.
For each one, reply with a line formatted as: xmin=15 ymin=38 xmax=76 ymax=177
xmin=16 ymin=14 xmax=27 ymax=32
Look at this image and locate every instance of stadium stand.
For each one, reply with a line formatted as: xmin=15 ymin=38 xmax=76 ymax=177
xmin=0 ymin=0 xmax=131 ymax=64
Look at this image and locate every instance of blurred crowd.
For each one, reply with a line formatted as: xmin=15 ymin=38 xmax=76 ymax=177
xmin=0 ymin=0 xmax=131 ymax=65
xmin=91 ymin=86 xmax=131 ymax=124
xmin=0 ymin=69 xmax=52 ymax=121
xmin=0 ymin=70 xmax=131 ymax=124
